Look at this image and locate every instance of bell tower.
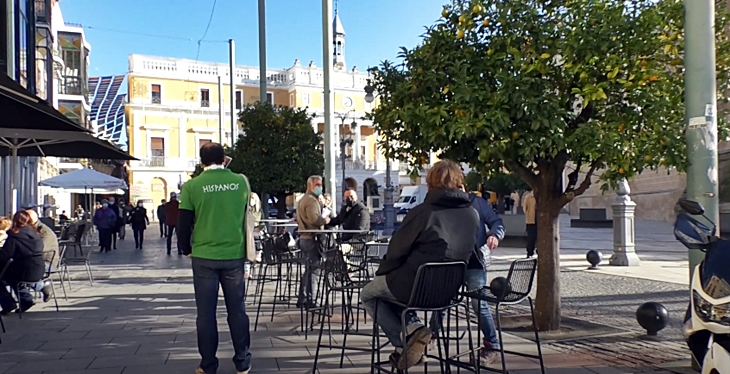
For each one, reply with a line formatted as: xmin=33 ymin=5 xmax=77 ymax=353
xmin=333 ymin=1 xmax=346 ymax=71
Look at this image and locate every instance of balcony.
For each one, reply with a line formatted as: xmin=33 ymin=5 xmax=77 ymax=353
xmin=59 ymin=76 xmax=86 ymax=96
xmin=132 ymin=157 xmax=198 ymax=170
xmin=335 ymin=158 xmax=381 ymax=171
xmin=34 ymin=0 xmax=50 ymax=25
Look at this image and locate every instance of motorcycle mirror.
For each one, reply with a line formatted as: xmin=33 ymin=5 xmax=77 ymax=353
xmin=678 ymin=199 xmax=705 ymax=215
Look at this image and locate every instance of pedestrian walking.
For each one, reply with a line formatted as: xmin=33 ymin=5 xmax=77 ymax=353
xmin=118 ymin=199 xmax=129 ymax=240
xmin=108 ymin=197 xmax=120 ymax=249
xmin=178 ymin=142 xmax=253 ymax=374
xmin=93 ymin=199 xmax=117 ymax=253
xmin=166 ymin=193 xmax=180 ymax=255
xmin=129 ymin=201 xmax=149 ymax=249
xmin=523 ymin=190 xmax=537 ymax=257
xmin=156 ymin=200 xmax=167 ymax=237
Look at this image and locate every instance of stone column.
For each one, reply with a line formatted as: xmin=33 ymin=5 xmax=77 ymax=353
xmin=609 ymin=179 xmax=641 ymax=266
xmin=354 ymin=123 xmax=362 ymax=167
xmin=179 ymin=113 xmax=187 ymax=159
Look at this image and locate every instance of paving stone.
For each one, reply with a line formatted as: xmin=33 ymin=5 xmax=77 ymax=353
xmin=5 ymin=357 xmax=94 ymax=373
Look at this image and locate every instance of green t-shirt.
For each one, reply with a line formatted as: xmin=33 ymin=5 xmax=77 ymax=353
xmin=180 ymin=168 xmax=249 ymax=260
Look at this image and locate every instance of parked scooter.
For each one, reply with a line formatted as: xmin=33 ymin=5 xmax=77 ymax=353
xmin=674 ymin=199 xmax=730 ymax=374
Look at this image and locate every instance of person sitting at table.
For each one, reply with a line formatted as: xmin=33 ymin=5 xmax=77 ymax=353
xmin=25 ymin=209 xmax=56 ymax=302
xmin=58 ymin=210 xmax=70 ymax=224
xmin=326 ymin=188 xmax=370 ymax=242
xmin=0 ymin=211 xmax=46 ymax=314
xmin=296 ymin=175 xmax=331 ymax=309
xmin=0 ymin=216 xmax=10 ymax=248
xmin=360 ymin=160 xmax=479 ymax=370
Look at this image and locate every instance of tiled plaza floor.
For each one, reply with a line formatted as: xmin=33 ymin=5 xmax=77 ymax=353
xmin=0 ymin=226 xmax=688 ymax=374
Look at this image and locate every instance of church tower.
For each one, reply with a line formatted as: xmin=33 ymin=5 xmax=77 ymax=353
xmin=333 ymin=7 xmax=346 ymax=71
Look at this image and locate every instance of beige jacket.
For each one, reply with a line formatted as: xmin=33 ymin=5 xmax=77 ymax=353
xmin=523 ymin=193 xmax=536 ymax=225
xmin=296 ymin=192 xmax=326 ymax=240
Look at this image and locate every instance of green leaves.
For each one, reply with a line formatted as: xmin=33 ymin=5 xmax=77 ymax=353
xmin=369 ymin=0 xmax=730 ymax=199
xmin=226 ymin=102 xmax=323 ymax=196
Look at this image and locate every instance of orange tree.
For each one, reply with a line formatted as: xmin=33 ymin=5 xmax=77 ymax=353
xmin=368 ymin=0 xmax=730 ymax=330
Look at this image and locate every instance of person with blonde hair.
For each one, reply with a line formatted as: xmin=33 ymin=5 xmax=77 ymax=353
xmin=0 ymin=216 xmax=11 ymax=248
xmin=360 ymin=160 xmax=479 ymax=370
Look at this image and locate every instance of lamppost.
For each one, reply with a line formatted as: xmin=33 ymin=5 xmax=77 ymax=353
xmin=336 ymin=111 xmax=357 ymax=198
xmin=364 ymin=81 xmax=396 ymax=236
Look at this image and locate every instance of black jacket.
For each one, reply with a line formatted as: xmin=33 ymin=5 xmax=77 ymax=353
xmin=156 ymin=204 xmax=167 ymax=223
xmin=326 ymin=202 xmax=370 ymax=241
xmin=129 ymin=207 xmax=149 ymax=229
xmin=376 ymin=189 xmax=479 ymax=303
xmin=0 ymin=226 xmax=45 ymax=282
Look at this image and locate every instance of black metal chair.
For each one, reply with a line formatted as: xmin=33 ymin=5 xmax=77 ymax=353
xmin=58 ymin=223 xmax=86 ymax=258
xmin=461 ymin=258 xmax=544 ymax=374
xmin=16 ymin=251 xmax=61 ymax=319
xmin=61 ymin=233 xmax=94 ymax=289
xmin=252 ymin=235 xmax=302 ymax=331
xmin=371 ymin=261 xmax=472 ymax=374
xmin=0 ymin=259 xmax=12 ymax=343
xmin=311 ymin=249 xmax=373 ymax=372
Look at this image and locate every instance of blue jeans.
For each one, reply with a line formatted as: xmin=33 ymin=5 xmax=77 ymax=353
xmin=429 ymin=268 xmax=500 ymax=349
xmin=361 ymin=275 xmax=423 ymax=348
xmin=192 ymin=258 xmax=252 ymax=374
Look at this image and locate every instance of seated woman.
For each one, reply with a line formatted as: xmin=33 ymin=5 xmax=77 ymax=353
xmin=0 ymin=210 xmax=45 ymax=314
xmin=0 ymin=216 xmax=11 ymax=247
xmin=360 ymin=160 xmax=479 ymax=370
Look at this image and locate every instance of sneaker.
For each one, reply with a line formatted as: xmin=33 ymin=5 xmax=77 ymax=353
xmin=479 ymin=346 xmax=500 ymax=365
xmin=41 ymin=284 xmax=53 ymax=302
xmin=398 ymin=326 xmax=432 ymax=369
xmin=389 ymin=351 xmax=425 ymax=369
xmin=237 ymin=367 xmax=251 ymax=374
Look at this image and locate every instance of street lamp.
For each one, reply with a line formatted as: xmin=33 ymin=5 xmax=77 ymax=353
xmin=336 ymin=111 xmax=357 ymax=198
xmin=364 ymin=80 xmax=396 ymax=236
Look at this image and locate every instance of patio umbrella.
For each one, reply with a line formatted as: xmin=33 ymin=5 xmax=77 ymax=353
xmin=0 ymin=73 xmax=90 ymax=132
xmin=38 ymin=167 xmax=128 ymax=190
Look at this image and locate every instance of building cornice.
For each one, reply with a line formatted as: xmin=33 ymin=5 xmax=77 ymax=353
xmin=128 ymin=54 xmax=370 ymax=91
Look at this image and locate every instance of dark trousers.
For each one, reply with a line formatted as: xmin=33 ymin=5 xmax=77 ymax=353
xmin=159 ymin=221 xmax=167 ymax=237
xmin=0 ymin=274 xmax=33 ymax=310
xmin=133 ymin=228 xmax=145 ymax=249
xmin=526 ymin=223 xmax=537 ymax=256
xmin=192 ymin=257 xmax=252 ymax=374
xmin=297 ymin=238 xmax=321 ymax=304
xmin=111 ymin=229 xmax=117 ymax=249
xmin=166 ymin=225 xmax=178 ymax=253
xmin=99 ymin=228 xmax=113 ymax=252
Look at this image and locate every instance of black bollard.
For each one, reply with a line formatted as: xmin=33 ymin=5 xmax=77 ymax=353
xmin=586 ymin=250 xmax=603 ymax=270
xmin=636 ymin=302 xmax=669 ymax=340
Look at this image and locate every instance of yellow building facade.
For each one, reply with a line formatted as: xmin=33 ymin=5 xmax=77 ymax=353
xmin=125 ymin=16 xmax=404 ymax=207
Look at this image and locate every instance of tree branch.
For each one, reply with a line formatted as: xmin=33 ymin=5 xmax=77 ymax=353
xmin=506 ymin=160 xmax=539 ymax=189
xmin=558 ymin=158 xmax=603 ymax=207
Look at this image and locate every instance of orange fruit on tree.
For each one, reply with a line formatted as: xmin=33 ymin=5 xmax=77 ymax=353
xmin=512 ymin=131 xmax=519 ymax=139
xmin=618 ymin=124 xmax=625 ymax=131
xmin=618 ymin=167 xmax=625 ymax=175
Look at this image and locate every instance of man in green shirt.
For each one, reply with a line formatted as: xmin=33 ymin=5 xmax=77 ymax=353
xmin=178 ymin=142 xmax=252 ymax=374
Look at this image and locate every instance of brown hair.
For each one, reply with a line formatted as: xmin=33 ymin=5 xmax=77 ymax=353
xmin=426 ymin=160 xmax=465 ymax=191
xmin=9 ymin=211 xmax=36 ymax=234
xmin=0 ymin=216 xmax=11 ymax=232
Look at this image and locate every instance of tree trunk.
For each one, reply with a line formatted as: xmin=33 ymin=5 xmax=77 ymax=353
xmin=533 ymin=186 xmax=562 ymax=331
xmin=275 ymin=193 xmax=288 ymax=219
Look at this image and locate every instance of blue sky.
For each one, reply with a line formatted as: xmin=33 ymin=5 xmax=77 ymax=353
xmin=60 ymin=0 xmax=447 ymax=78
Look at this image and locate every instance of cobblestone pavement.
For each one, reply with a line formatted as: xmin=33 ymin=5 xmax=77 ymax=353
xmin=486 ymin=260 xmax=691 ymax=368
xmin=0 ymin=223 xmax=695 ymax=374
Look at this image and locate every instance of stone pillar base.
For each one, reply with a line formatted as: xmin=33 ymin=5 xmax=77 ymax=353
xmin=609 ymin=251 xmax=642 ymax=266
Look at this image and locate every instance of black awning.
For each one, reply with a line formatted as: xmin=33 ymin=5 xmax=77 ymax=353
xmin=0 ymin=73 xmax=90 ymax=132
xmin=0 ymin=128 xmax=136 ymax=160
